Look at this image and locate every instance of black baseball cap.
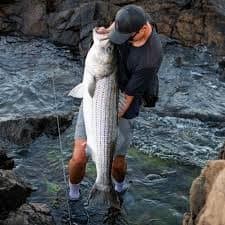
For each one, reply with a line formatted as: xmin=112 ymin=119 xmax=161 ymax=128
xmin=109 ymin=5 xmax=147 ymax=44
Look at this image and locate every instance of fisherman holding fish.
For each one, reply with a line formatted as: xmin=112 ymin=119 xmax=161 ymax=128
xmin=68 ymin=4 xmax=163 ymax=202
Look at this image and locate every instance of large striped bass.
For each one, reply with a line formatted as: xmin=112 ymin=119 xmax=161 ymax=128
xmin=69 ymin=28 xmax=120 ymax=208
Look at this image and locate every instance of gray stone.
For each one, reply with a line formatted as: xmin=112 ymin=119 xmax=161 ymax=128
xmin=0 ymin=149 xmax=14 ymax=170
xmin=1 ymin=0 xmax=225 ymax=55
xmin=1 ymin=203 xmax=56 ymax=225
xmin=0 ymin=113 xmax=74 ymax=145
xmin=0 ymin=170 xmax=32 ymax=216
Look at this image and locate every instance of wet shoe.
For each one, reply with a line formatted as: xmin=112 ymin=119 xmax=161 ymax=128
xmin=69 ymin=191 xmax=80 ymax=201
xmin=115 ymin=181 xmax=129 ymax=195
xmin=69 ymin=182 xmax=80 ymax=201
xmin=103 ymin=207 xmax=129 ymax=225
xmin=69 ymin=199 xmax=89 ymax=224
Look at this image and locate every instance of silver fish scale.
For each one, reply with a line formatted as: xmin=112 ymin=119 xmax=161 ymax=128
xmin=93 ymin=74 xmax=118 ymax=187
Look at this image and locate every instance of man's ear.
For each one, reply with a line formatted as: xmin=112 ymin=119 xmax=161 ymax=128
xmin=142 ymin=24 xmax=148 ymax=31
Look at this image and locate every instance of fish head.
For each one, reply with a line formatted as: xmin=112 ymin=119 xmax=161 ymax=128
xmin=92 ymin=28 xmax=115 ymax=66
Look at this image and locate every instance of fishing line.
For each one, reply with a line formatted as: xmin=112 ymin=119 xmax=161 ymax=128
xmin=51 ymin=71 xmax=73 ymax=225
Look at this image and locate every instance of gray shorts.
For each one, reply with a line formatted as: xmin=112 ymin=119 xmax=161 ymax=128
xmin=74 ymin=103 xmax=134 ymax=157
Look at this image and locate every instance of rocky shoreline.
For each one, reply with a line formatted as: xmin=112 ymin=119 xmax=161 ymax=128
xmin=0 ymin=0 xmax=225 ymax=57
xmin=0 ymin=149 xmax=56 ymax=225
xmin=0 ymin=1 xmax=225 ymax=225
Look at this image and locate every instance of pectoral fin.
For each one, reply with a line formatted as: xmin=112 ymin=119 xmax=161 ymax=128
xmin=88 ymin=77 xmax=96 ymax=98
xmin=68 ymin=83 xmax=84 ymax=98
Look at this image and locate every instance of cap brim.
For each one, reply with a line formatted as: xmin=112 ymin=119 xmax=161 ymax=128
xmin=109 ymin=27 xmax=132 ymax=45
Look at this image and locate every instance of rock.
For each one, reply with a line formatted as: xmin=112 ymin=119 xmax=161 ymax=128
xmin=48 ymin=1 xmax=118 ymax=56
xmin=183 ymin=160 xmax=225 ymax=225
xmin=0 ymin=149 xmax=14 ymax=170
xmin=1 ymin=0 xmax=225 ymax=55
xmin=155 ymin=42 xmax=225 ymax=122
xmin=0 ymin=170 xmax=32 ymax=218
xmin=196 ymin=167 xmax=225 ymax=225
xmin=1 ymin=203 xmax=56 ymax=225
xmin=183 ymin=212 xmax=193 ymax=225
xmin=20 ymin=0 xmax=48 ymax=37
xmin=143 ymin=0 xmax=225 ymax=55
xmin=144 ymin=174 xmax=162 ymax=181
xmin=0 ymin=113 xmax=73 ymax=145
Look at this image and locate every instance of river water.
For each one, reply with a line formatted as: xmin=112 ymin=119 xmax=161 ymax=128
xmin=0 ymin=35 xmax=224 ymax=225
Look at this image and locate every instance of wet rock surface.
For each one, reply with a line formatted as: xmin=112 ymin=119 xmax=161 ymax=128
xmin=156 ymin=38 xmax=225 ymax=122
xmin=0 ymin=0 xmax=225 ymax=55
xmin=0 ymin=112 xmax=74 ymax=145
xmin=0 ymin=149 xmax=14 ymax=169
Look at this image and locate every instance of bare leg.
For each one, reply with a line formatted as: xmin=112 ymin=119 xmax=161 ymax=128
xmin=69 ymin=139 xmax=87 ymax=184
xmin=112 ymin=155 xmax=127 ymax=182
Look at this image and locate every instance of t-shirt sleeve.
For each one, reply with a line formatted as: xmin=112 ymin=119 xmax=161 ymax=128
xmin=124 ymin=68 xmax=155 ymax=96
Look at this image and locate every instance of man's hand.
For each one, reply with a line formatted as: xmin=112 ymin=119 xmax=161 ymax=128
xmin=95 ymin=22 xmax=115 ymax=35
xmin=118 ymin=94 xmax=134 ymax=118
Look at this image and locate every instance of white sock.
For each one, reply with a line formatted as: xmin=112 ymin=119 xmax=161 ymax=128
xmin=69 ymin=181 xmax=80 ymax=200
xmin=114 ymin=180 xmax=125 ymax=193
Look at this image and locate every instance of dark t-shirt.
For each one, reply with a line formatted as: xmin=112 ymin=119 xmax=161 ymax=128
xmin=116 ymin=27 xmax=163 ymax=119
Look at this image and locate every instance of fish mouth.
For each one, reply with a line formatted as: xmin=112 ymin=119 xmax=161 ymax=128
xmin=94 ymin=27 xmax=109 ymax=41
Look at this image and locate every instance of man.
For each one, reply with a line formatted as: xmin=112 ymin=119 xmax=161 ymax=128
xmin=68 ymin=4 xmax=163 ymax=201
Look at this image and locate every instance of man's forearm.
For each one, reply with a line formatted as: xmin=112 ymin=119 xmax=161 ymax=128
xmin=118 ymin=94 xmax=134 ymax=118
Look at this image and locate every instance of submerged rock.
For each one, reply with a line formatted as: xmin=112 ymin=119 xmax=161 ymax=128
xmin=183 ymin=160 xmax=225 ymax=225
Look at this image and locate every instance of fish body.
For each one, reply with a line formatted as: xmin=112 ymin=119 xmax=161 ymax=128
xmin=69 ymin=28 xmax=120 ymax=208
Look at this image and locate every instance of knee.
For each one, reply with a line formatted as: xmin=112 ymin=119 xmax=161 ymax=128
xmin=70 ymin=139 xmax=87 ymax=167
xmin=70 ymin=156 xmax=86 ymax=168
xmin=112 ymin=156 xmax=126 ymax=172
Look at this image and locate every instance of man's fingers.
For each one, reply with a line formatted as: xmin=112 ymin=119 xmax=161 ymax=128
xmin=96 ymin=26 xmax=109 ymax=34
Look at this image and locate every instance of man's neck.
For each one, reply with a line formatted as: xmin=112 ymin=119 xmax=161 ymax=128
xmin=131 ymin=22 xmax=152 ymax=47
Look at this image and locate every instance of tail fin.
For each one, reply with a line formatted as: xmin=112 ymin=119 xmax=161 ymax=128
xmin=87 ymin=183 xmax=121 ymax=209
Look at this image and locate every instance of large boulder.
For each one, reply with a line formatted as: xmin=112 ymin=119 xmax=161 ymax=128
xmin=136 ymin=0 xmax=225 ymax=56
xmin=1 ymin=0 xmax=225 ymax=56
xmin=47 ymin=1 xmax=118 ymax=56
xmin=1 ymin=203 xmax=56 ymax=225
xmin=183 ymin=160 xmax=225 ymax=225
xmin=0 ymin=113 xmax=74 ymax=145
xmin=0 ymin=170 xmax=32 ymax=218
